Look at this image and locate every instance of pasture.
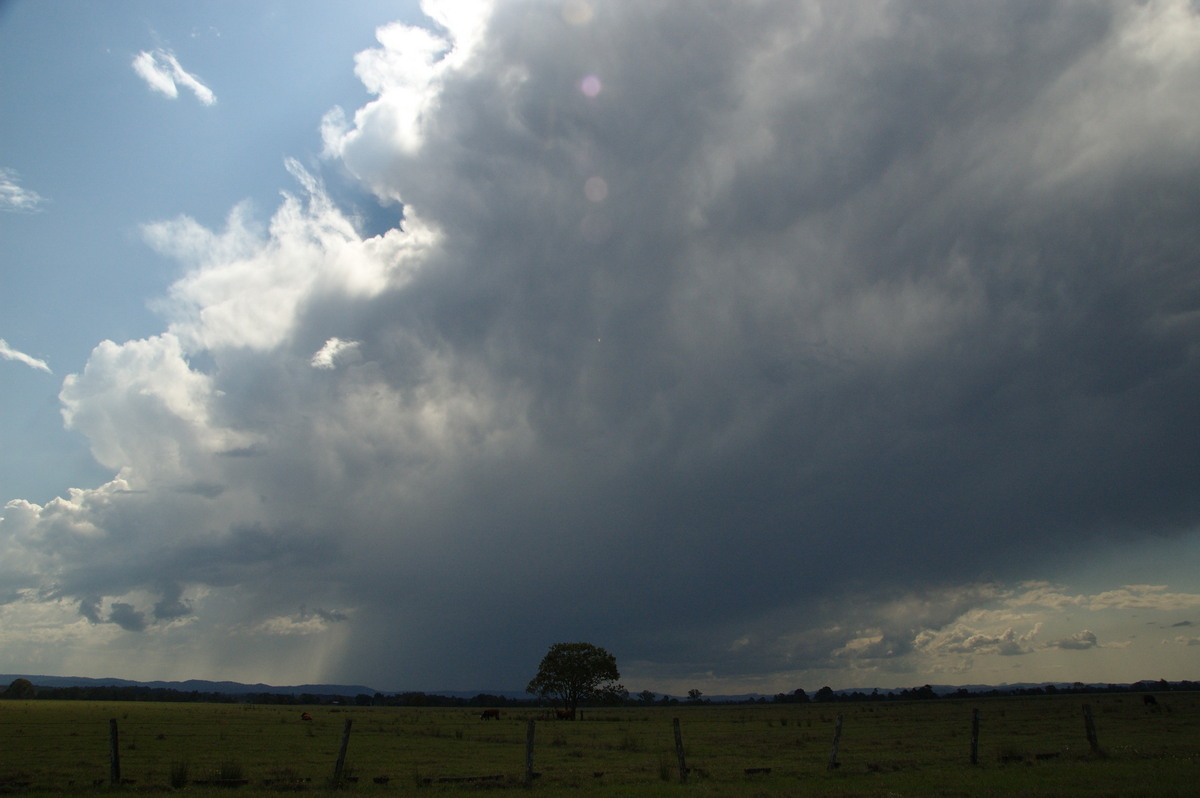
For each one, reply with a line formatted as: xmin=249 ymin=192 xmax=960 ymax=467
xmin=0 ymin=692 xmax=1197 ymax=796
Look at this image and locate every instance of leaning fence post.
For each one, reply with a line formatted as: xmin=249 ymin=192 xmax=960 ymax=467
xmin=1082 ymin=704 xmax=1102 ymax=755
xmin=525 ymin=719 xmax=536 ymax=784
xmin=970 ymin=708 xmax=980 ymax=765
xmin=108 ymin=718 xmax=121 ymax=785
xmin=827 ymin=714 xmax=843 ymax=770
xmin=673 ymin=717 xmax=688 ymax=783
xmin=333 ymin=719 xmax=354 ymax=785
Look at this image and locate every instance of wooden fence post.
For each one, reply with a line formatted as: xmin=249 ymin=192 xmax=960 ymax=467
xmin=108 ymin=718 xmax=121 ymax=785
xmin=333 ymin=719 xmax=354 ymax=785
xmin=970 ymin=708 xmax=980 ymax=765
xmin=1082 ymin=704 xmax=1101 ymax=755
xmin=673 ymin=717 xmax=688 ymax=783
xmin=525 ymin=719 xmax=536 ymax=784
xmin=827 ymin=714 xmax=843 ymax=770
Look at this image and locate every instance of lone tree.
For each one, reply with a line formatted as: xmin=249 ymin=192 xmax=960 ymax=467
xmin=526 ymin=642 xmax=624 ymax=715
xmin=3 ymin=678 xmax=36 ymax=699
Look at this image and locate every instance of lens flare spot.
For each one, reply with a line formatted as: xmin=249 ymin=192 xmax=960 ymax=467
xmin=584 ymin=176 xmax=608 ymax=202
xmin=580 ymin=74 xmax=602 ymax=98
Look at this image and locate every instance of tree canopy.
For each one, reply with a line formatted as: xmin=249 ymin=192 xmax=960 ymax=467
xmin=3 ymin=678 xmax=36 ymax=699
xmin=526 ymin=642 xmax=625 ymax=713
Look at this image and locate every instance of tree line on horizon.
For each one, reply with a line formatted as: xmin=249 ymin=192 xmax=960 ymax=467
xmin=4 ymin=676 xmax=1197 ymax=707
xmin=5 ymin=645 xmax=1194 ymax=708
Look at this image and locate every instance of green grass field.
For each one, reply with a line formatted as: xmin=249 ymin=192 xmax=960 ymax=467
xmin=1 ymin=693 xmax=1197 ymax=796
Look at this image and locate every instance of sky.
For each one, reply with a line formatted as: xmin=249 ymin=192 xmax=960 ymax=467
xmin=2 ymin=0 xmax=1199 ymax=697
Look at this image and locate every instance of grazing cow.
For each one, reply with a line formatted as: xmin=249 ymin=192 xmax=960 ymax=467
xmin=480 ymin=709 xmax=501 ymax=720
xmin=555 ymin=709 xmax=575 ymax=720
xmin=300 ymin=712 xmax=313 ymax=721
xmin=1143 ymin=694 xmax=1158 ymax=706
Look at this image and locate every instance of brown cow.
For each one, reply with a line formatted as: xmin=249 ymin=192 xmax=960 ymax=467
xmin=300 ymin=712 xmax=313 ymax=721
xmin=479 ymin=709 xmax=501 ymax=720
xmin=555 ymin=709 xmax=575 ymax=720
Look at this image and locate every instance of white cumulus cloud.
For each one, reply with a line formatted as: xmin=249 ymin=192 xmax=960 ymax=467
xmin=132 ymin=49 xmax=216 ymax=105
xmin=311 ymin=338 xmax=361 ymax=369
xmin=0 ymin=339 xmax=51 ymax=373
xmin=1050 ymin=629 xmax=1100 ymax=650
xmin=0 ymin=168 xmax=48 ymax=213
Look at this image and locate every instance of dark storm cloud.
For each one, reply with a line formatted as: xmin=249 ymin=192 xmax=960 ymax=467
xmin=78 ymin=596 xmax=148 ymax=631
xmin=78 ymin=597 xmax=103 ymax=625
xmin=108 ymin=602 xmax=148 ymax=632
xmin=321 ymin=0 xmax=1200 ymax=683
xmin=5 ymin=0 xmax=1200 ymax=690
xmin=153 ymin=584 xmax=191 ymax=621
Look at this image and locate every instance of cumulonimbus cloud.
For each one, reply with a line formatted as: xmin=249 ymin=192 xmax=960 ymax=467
xmin=2 ymin=0 xmax=1200 ymax=691
xmin=132 ymin=49 xmax=216 ymax=105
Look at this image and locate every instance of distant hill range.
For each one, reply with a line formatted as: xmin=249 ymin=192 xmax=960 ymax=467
xmin=1 ymin=674 xmax=380 ymax=698
xmin=3 ymin=674 xmax=1195 ymax=704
